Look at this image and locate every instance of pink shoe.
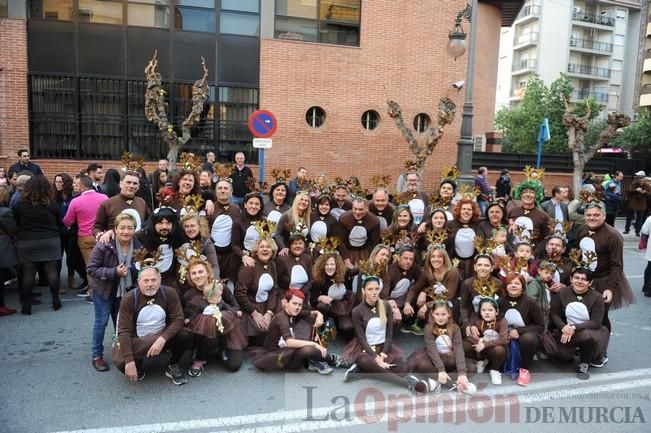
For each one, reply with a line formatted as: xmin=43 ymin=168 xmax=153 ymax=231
xmin=516 ymin=368 xmax=530 ymax=386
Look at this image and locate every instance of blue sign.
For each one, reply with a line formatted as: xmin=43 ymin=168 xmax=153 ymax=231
xmin=248 ymin=110 xmax=277 ymax=138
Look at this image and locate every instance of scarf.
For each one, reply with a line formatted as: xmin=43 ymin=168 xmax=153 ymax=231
xmin=116 ymin=240 xmax=134 ymax=298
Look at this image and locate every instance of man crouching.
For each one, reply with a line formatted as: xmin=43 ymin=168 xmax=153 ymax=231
xmin=112 ymin=266 xmax=191 ymax=385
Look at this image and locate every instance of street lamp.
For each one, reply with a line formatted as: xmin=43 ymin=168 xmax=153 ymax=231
xmin=448 ymin=1 xmax=477 ymax=186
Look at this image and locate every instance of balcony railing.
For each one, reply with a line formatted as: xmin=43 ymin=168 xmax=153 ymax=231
xmin=517 ymin=4 xmax=541 ymax=20
xmin=512 ymin=59 xmax=537 ymax=72
xmin=572 ymin=89 xmax=609 ymax=103
xmin=567 ymin=63 xmax=611 ymax=78
xmin=642 ymin=85 xmax=651 ymax=96
xmin=515 ymin=32 xmax=539 ymax=46
xmin=570 ymin=37 xmax=613 ymax=53
xmin=572 ymin=11 xmax=615 ymax=27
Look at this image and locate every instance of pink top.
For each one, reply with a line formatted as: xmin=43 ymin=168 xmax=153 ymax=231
xmin=63 ymin=190 xmax=109 ymax=237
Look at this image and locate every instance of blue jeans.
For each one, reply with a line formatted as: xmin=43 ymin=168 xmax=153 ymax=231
xmin=92 ymin=290 xmax=120 ymax=359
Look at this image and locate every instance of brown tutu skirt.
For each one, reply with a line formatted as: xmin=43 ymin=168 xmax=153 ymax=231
xmin=189 ymin=311 xmax=248 ymax=350
xmin=592 ymin=273 xmax=636 ymax=310
xmin=347 ymin=249 xmax=371 ymax=267
xmin=319 ymin=292 xmax=354 ymax=317
xmin=456 ymin=257 xmax=474 ymax=282
xmin=241 ymin=301 xmax=270 ymax=337
xmin=342 ymin=339 xmax=404 ymax=365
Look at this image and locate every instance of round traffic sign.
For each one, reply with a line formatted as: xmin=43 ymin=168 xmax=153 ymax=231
xmin=248 ymin=110 xmax=277 ymax=138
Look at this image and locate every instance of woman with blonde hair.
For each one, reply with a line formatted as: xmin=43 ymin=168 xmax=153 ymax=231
xmin=274 ymin=191 xmax=311 ymax=256
xmin=403 ymin=244 xmax=460 ymax=335
xmin=342 ymin=276 xmax=428 ymax=393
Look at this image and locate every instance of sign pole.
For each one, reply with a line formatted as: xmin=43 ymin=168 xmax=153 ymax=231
xmin=248 ymin=109 xmax=277 ymax=188
xmin=259 ymin=148 xmax=265 ymax=184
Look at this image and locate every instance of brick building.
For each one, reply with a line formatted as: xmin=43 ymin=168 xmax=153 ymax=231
xmin=0 ymin=0 xmax=522 ymax=190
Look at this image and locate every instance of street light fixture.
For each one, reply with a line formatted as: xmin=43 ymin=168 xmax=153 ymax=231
xmin=448 ymin=1 xmax=477 ymax=186
xmin=447 ymin=5 xmax=471 ymax=60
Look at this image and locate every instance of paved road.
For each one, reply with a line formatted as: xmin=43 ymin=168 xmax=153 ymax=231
xmin=1 ymin=222 xmax=649 ymax=433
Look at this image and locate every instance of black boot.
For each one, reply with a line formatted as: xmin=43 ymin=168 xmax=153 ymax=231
xmin=50 ymin=287 xmax=62 ymax=311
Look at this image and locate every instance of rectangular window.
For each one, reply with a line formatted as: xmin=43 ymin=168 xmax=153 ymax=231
xmin=220 ymin=1 xmax=260 ymax=36
xmin=178 ymin=0 xmax=214 ymax=8
xmin=128 ymin=2 xmax=170 ymax=28
xmin=30 ymin=0 xmax=74 ymax=21
xmin=275 ymin=0 xmax=360 ymax=46
xmin=218 ymin=87 xmax=259 ymax=162
xmin=614 ymin=34 xmax=625 ymax=46
xmin=612 ymin=60 xmax=622 ymax=71
xmin=79 ymin=78 xmax=125 ymax=158
xmin=78 ymin=0 xmax=123 ymax=25
xmin=1 ymin=0 xmax=8 ymax=18
xmin=30 ymin=76 xmax=78 ymax=158
xmin=221 ymin=0 xmax=258 ymax=13
xmin=30 ymin=75 xmax=259 ymax=162
xmin=616 ymin=9 xmax=626 ymax=20
xmin=175 ymin=7 xmax=216 ymax=32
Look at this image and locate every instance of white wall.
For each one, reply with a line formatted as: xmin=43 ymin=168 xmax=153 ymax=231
xmin=537 ymin=0 xmax=571 ymax=83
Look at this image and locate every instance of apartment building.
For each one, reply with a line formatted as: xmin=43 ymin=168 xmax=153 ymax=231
xmin=497 ymin=0 xmax=643 ymax=117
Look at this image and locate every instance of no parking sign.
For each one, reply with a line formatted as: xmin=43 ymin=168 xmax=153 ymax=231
xmin=248 ymin=110 xmax=277 ymax=184
xmin=248 ymin=110 xmax=277 ymax=138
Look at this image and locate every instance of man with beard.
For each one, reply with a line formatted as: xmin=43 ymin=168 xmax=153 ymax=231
xmin=382 ymin=246 xmax=420 ymax=325
xmin=335 ymin=197 xmax=380 ymax=268
xmin=210 ymin=178 xmax=242 ymax=281
xmin=112 ymin=266 xmax=191 ymax=385
xmin=368 ymin=189 xmax=395 ymax=232
xmin=94 ymin=171 xmax=150 ymax=243
xmin=330 ymin=184 xmax=352 ymax=220
xmin=537 ymin=234 xmax=572 ymax=289
xmin=136 ymin=207 xmax=183 ymax=290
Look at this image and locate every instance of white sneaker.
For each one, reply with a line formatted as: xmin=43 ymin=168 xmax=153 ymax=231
xmin=475 ymin=359 xmax=488 ymax=373
xmin=459 ymin=382 xmax=477 ymax=395
xmin=427 ymin=378 xmax=441 ymax=393
xmin=489 ymin=369 xmax=502 ymax=385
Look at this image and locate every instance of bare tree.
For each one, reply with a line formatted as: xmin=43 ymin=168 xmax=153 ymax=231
xmin=387 ymin=97 xmax=456 ymax=176
xmin=562 ymin=98 xmax=630 ymax=192
xmin=144 ymin=50 xmax=209 ymax=168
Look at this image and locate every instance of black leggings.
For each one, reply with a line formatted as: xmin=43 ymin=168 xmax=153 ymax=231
xmin=0 ymin=268 xmax=14 ymax=307
xmin=517 ymin=332 xmax=540 ymax=369
xmin=463 ymin=340 xmax=507 ymax=371
xmin=356 ymin=352 xmax=410 ymax=387
xmin=194 ymin=335 xmax=244 ymax=372
xmin=20 ymin=261 xmax=60 ymax=305
xmin=280 ymin=345 xmax=327 ymax=370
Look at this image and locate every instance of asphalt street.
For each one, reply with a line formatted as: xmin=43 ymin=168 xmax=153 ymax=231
xmin=1 ymin=220 xmax=650 ymax=433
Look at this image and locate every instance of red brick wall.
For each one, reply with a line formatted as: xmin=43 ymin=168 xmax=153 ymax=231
xmin=259 ymin=0 xmax=483 ymax=192
xmin=0 ymin=18 xmax=29 ymax=159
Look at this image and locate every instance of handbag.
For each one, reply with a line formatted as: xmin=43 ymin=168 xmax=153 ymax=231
xmin=539 ymin=329 xmax=558 ymax=355
xmin=639 ymin=233 xmax=648 ymax=250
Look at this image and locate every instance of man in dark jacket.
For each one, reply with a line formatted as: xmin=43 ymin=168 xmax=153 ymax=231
xmin=8 ymin=149 xmax=43 ymax=177
xmin=495 ymin=169 xmax=511 ymax=199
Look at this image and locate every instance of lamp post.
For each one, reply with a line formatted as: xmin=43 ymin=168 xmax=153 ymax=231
xmin=447 ymin=1 xmax=477 ymax=186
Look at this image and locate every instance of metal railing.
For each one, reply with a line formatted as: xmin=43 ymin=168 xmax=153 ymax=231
xmin=512 ymin=58 xmax=537 ymax=72
xmin=569 ymin=37 xmax=613 ymax=53
xmin=567 ymin=63 xmax=611 ymax=78
xmin=572 ymin=89 xmax=609 ymax=103
xmin=517 ymin=4 xmax=540 ymax=20
xmin=515 ymin=32 xmax=539 ymax=46
xmin=572 ymin=11 xmax=615 ymax=27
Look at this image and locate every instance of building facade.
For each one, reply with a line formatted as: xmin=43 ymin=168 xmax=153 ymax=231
xmin=1 ymin=0 xmax=521 ymax=189
xmin=497 ymin=0 xmax=643 ymax=117
xmin=639 ymin=0 xmax=651 ymax=107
